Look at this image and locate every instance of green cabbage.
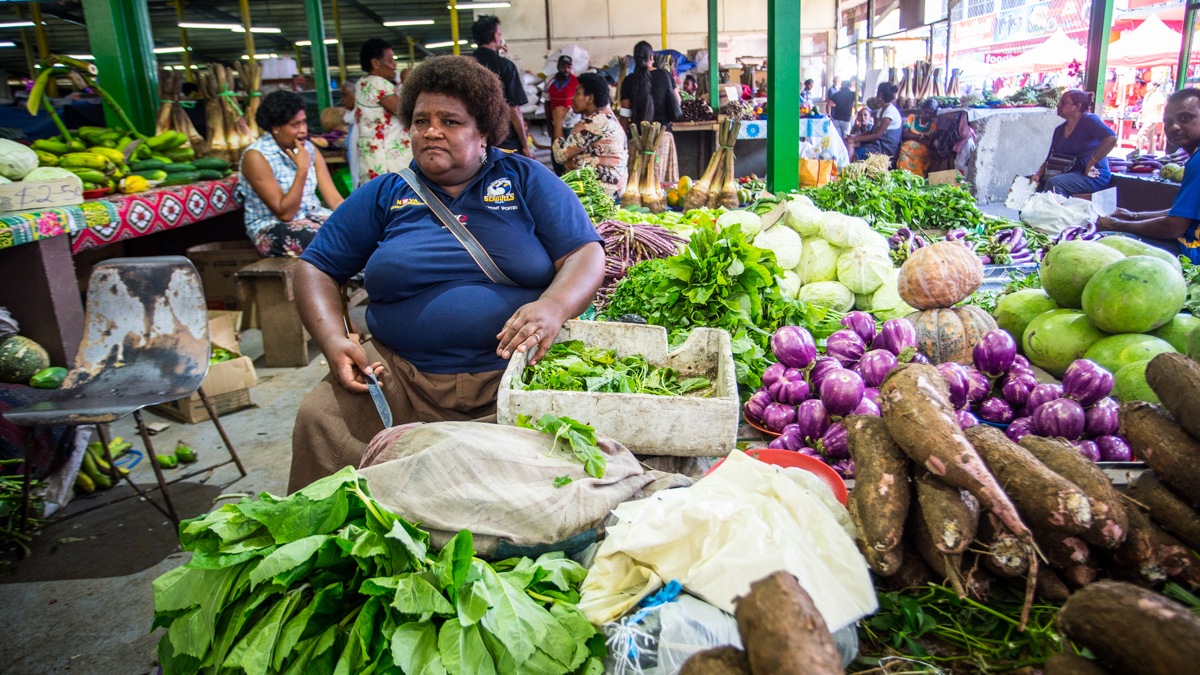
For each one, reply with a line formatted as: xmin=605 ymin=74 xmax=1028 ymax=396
xmin=874 ymin=301 xmax=915 ymax=321
xmin=717 ymin=209 xmax=763 ymax=237
xmin=754 ymin=224 xmax=803 ymax=270
xmin=0 ymin=139 xmax=39 ymax=180
xmin=798 ymin=280 xmax=855 ymax=312
xmin=867 ymin=268 xmax=903 ymax=311
xmin=23 ymin=166 xmax=78 ymax=182
xmin=836 ymin=248 xmax=893 ymax=295
xmin=783 ymin=199 xmax=824 ymax=237
xmin=778 ymin=270 xmax=802 ymax=299
xmin=861 ymin=230 xmax=892 ymax=256
xmin=821 ymin=213 xmax=872 ymax=249
xmin=798 ymin=237 xmax=843 ymax=284
xmin=789 ymin=194 xmax=816 ymax=208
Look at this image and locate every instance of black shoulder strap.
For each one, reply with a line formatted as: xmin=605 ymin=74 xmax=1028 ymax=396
xmin=398 ymin=167 xmax=518 ymax=287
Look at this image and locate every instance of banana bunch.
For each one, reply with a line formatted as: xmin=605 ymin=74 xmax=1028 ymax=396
xmin=74 ymin=438 xmax=130 ymax=493
xmin=32 ymin=126 xmax=162 ymax=193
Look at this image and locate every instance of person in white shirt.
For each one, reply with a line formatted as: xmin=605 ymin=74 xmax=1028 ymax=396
xmin=1137 ymin=81 xmax=1167 ymax=155
xmin=845 ymin=82 xmax=903 ymax=160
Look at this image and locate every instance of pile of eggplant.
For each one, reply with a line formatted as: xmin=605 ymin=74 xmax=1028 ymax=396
xmin=945 ymin=227 xmax=1036 ymax=266
xmin=887 ymin=227 xmax=929 ymax=265
xmin=1110 ymin=148 xmax=1190 ymax=175
xmin=1053 ymin=222 xmax=1103 ymax=248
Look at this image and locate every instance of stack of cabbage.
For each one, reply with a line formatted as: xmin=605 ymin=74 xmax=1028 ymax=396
xmin=726 ymin=195 xmax=913 ymax=321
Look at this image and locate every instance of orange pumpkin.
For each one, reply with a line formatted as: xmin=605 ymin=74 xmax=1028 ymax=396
xmin=905 ymin=305 xmax=998 ymax=365
xmin=898 ymin=241 xmax=985 ymax=309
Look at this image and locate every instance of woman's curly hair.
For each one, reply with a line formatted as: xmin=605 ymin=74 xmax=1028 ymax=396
xmin=398 ymin=56 xmax=511 ymax=147
xmin=256 ymin=90 xmax=306 ymax=132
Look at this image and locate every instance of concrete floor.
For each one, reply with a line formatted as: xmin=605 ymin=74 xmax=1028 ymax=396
xmin=0 ymin=328 xmax=332 ymax=675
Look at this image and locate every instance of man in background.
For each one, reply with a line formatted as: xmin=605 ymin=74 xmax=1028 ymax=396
xmin=828 ymin=80 xmax=856 ymax=138
xmin=801 ymin=79 xmax=815 ymax=107
xmin=472 ymin=15 xmax=532 ymax=157
xmin=1136 ymin=81 xmax=1167 ymax=155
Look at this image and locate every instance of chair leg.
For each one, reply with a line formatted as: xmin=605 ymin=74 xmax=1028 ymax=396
xmin=134 ymin=410 xmax=179 ymax=525
xmin=197 ymin=386 xmax=248 ymax=477
xmin=94 ymin=424 xmax=172 ymax=522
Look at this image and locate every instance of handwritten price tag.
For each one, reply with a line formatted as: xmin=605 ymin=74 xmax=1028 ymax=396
xmin=0 ymin=178 xmax=84 ymax=213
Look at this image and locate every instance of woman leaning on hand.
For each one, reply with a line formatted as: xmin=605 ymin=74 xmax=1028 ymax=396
xmin=1033 ymin=89 xmax=1118 ymax=197
xmin=288 ymin=56 xmax=605 ymax=493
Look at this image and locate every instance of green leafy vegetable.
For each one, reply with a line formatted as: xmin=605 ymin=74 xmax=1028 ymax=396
xmin=520 ymin=340 xmax=712 ymax=397
xmin=150 ymin=467 xmax=603 ymax=675
xmin=516 ymin=414 xmax=606 ymax=479
xmin=211 ymin=346 xmax=237 ymax=364
xmin=552 ymin=476 xmax=573 ymax=488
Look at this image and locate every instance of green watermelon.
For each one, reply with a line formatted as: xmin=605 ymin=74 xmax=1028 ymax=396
xmin=1149 ymin=313 xmax=1200 ymax=352
xmin=1023 ymin=309 xmax=1110 ymax=378
xmin=1084 ymin=334 xmax=1176 ymax=375
xmin=1190 ymin=324 xmax=1200 ymax=362
xmin=993 ymin=289 xmax=1058 ymax=351
xmin=0 ymin=336 xmax=51 ymax=384
xmin=1081 ymin=256 xmax=1186 ymax=333
xmin=1097 ymin=235 xmax=1183 ymax=274
xmin=1114 ymin=360 xmax=1161 ymax=404
xmin=1039 ymin=240 xmax=1125 ymax=309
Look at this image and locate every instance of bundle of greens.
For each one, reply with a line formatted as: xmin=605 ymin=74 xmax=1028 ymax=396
xmin=1181 ymin=257 xmax=1200 ymax=317
xmin=801 ymin=170 xmax=997 ymax=233
xmin=1 ymin=459 xmax=44 ymax=559
xmin=519 ymin=340 xmax=712 ymax=397
xmin=211 ymin=346 xmax=237 ymax=364
xmin=602 ymin=225 xmax=843 ymax=397
xmin=152 ymin=467 xmax=604 ymax=675
xmin=561 ymin=166 xmax=617 ymax=223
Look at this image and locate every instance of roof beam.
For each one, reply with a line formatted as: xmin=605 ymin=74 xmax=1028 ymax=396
xmin=187 ymin=3 xmax=295 ymax=53
xmin=342 ymin=0 xmax=435 ymax=57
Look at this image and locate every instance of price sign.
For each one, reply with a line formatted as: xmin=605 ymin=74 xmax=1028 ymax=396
xmin=0 ymin=178 xmax=85 ymax=213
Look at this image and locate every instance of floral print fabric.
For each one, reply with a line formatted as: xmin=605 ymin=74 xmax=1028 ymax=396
xmin=551 ymin=108 xmax=629 ymax=196
xmin=253 ymin=215 xmax=327 ymax=257
xmin=356 ymin=75 xmax=411 ymax=184
xmin=897 ymin=114 xmax=938 ymax=177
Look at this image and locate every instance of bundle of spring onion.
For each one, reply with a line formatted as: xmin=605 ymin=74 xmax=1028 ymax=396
xmin=593 ymin=219 xmax=688 ymax=308
xmin=621 ymin=121 xmax=667 ymax=213
xmin=683 ymin=118 xmax=742 ymax=210
xmin=561 ymin=166 xmax=617 ymax=222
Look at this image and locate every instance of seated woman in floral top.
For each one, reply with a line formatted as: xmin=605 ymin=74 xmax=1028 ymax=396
xmin=552 ymin=72 xmax=628 ymax=197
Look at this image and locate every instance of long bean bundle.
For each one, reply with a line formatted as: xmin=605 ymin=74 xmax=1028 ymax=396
xmin=562 ymin=166 xmax=617 ymax=222
xmin=593 ymin=218 xmax=687 ymax=308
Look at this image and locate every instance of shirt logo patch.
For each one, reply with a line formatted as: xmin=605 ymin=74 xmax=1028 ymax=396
xmin=390 ymin=198 xmax=426 ymax=210
xmin=484 ymin=178 xmax=515 ymax=203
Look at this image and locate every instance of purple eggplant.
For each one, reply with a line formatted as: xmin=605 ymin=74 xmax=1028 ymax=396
xmin=910 ymin=352 xmax=930 ymax=364
xmin=795 ymin=399 xmax=831 ymax=444
xmin=854 ymin=396 xmax=881 ymax=416
xmin=768 ymin=368 xmax=811 ymax=405
xmin=863 ymin=386 xmax=881 ymax=402
xmin=1071 ymin=440 xmax=1102 ymax=462
xmin=1033 ymin=398 xmax=1086 ymax=440
xmin=808 ymin=357 xmax=844 ymax=392
xmin=1095 ymin=435 xmax=1133 ymax=462
xmin=841 ymin=311 xmax=877 ymax=348
xmin=946 ymin=228 xmax=968 ymax=241
xmin=1026 ymin=384 xmax=1063 ymax=416
xmin=859 ymin=349 xmax=899 ymax=388
xmin=977 ymin=397 xmax=1015 ymax=424
xmin=830 ymin=458 xmax=855 ymax=479
xmin=936 ymin=362 xmax=970 ymax=410
xmin=973 ymin=330 xmax=1018 ymax=377
xmin=762 ymin=402 xmax=797 ymax=433
xmin=771 ymin=326 xmax=818 ymax=369
xmin=826 ymin=329 xmax=867 ymax=367
xmin=1084 ymin=397 xmax=1120 ymax=438
xmin=762 ymin=362 xmax=787 ymax=390
xmin=744 ymin=389 xmax=773 ymax=424
xmin=964 ymin=367 xmax=991 ymax=403
xmin=1013 ymin=354 xmax=1032 ymax=370
xmin=875 ymin=319 xmax=918 ymax=359
xmin=768 ymin=435 xmax=794 ymax=450
xmin=1062 ymin=359 xmax=1114 ymax=407
xmin=1006 ymin=417 xmax=1037 ymax=443
xmin=956 ymin=410 xmax=979 ymax=429
xmin=820 ymin=369 xmax=866 ymax=417
xmin=978 ymin=255 xmax=993 ymax=265
xmin=819 ymin=422 xmax=849 ymax=459
xmin=1001 ymin=370 xmax=1039 ymax=409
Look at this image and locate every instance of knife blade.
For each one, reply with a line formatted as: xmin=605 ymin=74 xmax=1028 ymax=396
xmin=364 ymin=372 xmax=392 ymax=428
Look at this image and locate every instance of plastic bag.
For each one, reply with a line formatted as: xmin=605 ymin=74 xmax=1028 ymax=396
xmin=1019 ymin=192 xmax=1093 ymax=235
xmin=1005 ymin=175 xmax=1037 ymax=211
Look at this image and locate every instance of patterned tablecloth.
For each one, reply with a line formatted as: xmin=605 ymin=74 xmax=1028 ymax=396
xmin=0 ymin=175 xmax=243 ymax=253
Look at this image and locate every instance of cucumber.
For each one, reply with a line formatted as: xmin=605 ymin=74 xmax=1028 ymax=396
xmin=132 ymin=169 xmax=168 ymax=181
xmin=192 ymin=158 xmax=230 ymax=171
xmin=129 ymin=159 xmax=166 ymax=172
xmin=161 ymin=171 xmax=199 ymax=186
xmin=161 ymin=162 xmax=196 ymax=174
xmin=194 ymin=169 xmax=223 ymax=181
xmin=150 ymin=153 xmax=173 ymax=164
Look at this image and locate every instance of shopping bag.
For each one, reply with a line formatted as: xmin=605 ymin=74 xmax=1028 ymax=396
xmin=799 ymin=159 xmax=837 ymax=187
xmin=1019 ymin=191 xmax=1093 ymax=235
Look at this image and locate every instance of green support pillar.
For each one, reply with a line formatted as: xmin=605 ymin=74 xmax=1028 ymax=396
xmin=767 ymin=0 xmax=800 ymax=193
xmin=708 ymin=0 xmax=718 ymax=112
xmin=306 ymin=0 xmax=332 ymax=111
xmin=81 ymin=0 xmax=157 ymax=134
xmin=1084 ymin=0 xmax=1113 ymax=103
xmin=1178 ymin=5 xmax=1198 ymax=90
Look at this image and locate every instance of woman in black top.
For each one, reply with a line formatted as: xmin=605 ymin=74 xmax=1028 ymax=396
xmin=618 ymin=41 xmax=681 ymax=182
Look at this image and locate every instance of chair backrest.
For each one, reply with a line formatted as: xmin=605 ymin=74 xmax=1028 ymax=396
xmin=62 ymin=256 xmax=211 ymax=402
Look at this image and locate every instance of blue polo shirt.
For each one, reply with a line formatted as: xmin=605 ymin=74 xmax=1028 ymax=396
xmin=301 ymin=148 xmax=601 ymax=373
xmin=1170 ymin=154 xmax=1200 ymax=263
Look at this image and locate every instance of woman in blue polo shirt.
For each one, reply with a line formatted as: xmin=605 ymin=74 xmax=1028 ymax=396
xmin=288 ymin=56 xmax=605 ymax=492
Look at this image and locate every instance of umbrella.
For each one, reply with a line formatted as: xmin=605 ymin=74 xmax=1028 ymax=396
xmin=1107 ymin=13 xmax=1197 ymax=68
xmin=986 ymin=30 xmax=1087 ymax=75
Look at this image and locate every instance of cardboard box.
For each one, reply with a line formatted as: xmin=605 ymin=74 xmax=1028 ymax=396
xmin=186 ymin=241 xmax=261 ymax=314
xmin=928 ymin=170 xmax=960 ymax=185
xmin=151 ymin=311 xmax=257 ymax=423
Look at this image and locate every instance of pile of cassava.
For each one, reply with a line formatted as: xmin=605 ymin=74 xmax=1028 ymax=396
xmin=846 ymin=356 xmax=1200 ymax=674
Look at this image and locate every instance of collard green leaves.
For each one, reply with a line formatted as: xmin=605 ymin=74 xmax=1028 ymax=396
xmin=515 ymin=415 xmax=606 ymax=479
xmin=152 ymin=468 xmax=601 ymax=675
xmin=519 ymin=341 xmax=712 ymax=397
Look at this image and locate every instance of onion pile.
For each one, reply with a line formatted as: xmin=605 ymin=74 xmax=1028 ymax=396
xmin=744 ymin=314 xmax=932 ymax=479
xmin=955 ymin=330 xmax=1134 ymax=463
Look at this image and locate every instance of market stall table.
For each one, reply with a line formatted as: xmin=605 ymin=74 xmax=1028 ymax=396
xmin=1109 ymin=172 xmax=1180 ymax=212
xmin=0 ymin=176 xmax=245 ymax=366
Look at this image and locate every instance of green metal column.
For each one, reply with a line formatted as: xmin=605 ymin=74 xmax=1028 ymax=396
xmin=1178 ymin=5 xmax=1198 ymax=90
xmin=767 ymin=0 xmax=800 ymax=193
xmin=306 ymin=0 xmax=332 ymax=111
xmin=81 ymin=0 xmax=157 ymax=134
xmin=1084 ymin=0 xmax=1113 ymax=103
xmin=709 ymin=0 xmax=718 ymax=112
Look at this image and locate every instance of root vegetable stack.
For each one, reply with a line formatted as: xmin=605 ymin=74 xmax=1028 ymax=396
xmin=621 ymin=121 xmax=667 ymax=212
xmin=154 ymin=68 xmax=207 ymax=156
xmin=683 ymin=117 xmax=742 ymax=210
xmin=197 ymin=63 xmax=253 ymax=162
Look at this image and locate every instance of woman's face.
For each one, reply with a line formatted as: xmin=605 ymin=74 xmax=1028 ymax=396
xmin=571 ymin=87 xmax=594 ymax=115
xmin=372 ymin=48 xmax=397 ymax=80
xmin=272 ymin=109 xmax=307 ymax=149
xmin=1057 ymin=95 xmax=1081 ymax=119
xmin=410 ymin=92 xmax=487 ymax=185
xmin=920 ymin=107 xmax=936 ymax=123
